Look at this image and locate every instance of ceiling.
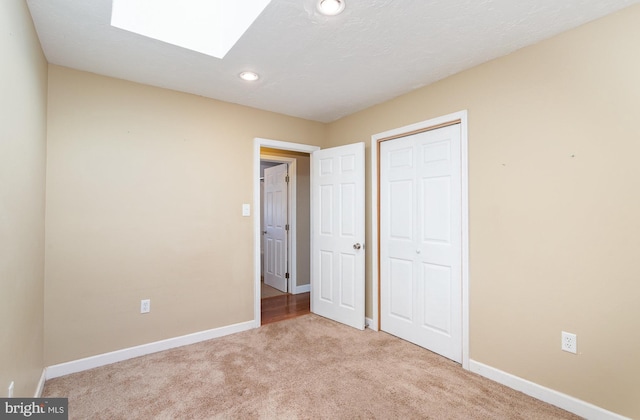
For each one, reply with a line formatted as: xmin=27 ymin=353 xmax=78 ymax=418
xmin=26 ymin=0 xmax=638 ymax=123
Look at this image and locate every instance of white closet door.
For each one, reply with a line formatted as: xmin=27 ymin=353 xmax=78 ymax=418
xmin=380 ymin=124 xmax=462 ymax=362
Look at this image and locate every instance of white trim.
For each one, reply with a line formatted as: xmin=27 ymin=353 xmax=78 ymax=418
xmin=260 ymin=155 xmax=297 ymax=294
xmin=370 ymin=137 xmax=380 ymax=332
xmin=34 ymin=369 xmax=46 ymax=397
xmin=469 ymin=360 xmax=630 ymax=420
xmin=294 ymin=283 xmax=310 ymax=294
xmin=365 ymin=317 xmax=374 ymax=329
xmin=254 ymin=138 xmax=320 ymax=327
xmin=257 ymin=138 xmax=320 ymax=154
xmin=371 ymin=110 xmax=469 ymax=369
xmin=459 ymin=111 xmax=470 ymax=370
xmin=46 ymin=320 xmax=254 ymax=379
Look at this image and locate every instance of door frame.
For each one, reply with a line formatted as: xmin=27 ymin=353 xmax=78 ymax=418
xmin=260 ymin=157 xmax=296 ymax=293
xmin=253 ymin=138 xmax=320 ymax=327
xmin=370 ymin=110 xmax=470 ymax=370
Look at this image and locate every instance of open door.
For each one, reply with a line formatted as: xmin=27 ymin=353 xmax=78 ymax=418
xmin=311 ymin=143 xmax=365 ymax=330
xmin=263 ymin=163 xmax=288 ymax=293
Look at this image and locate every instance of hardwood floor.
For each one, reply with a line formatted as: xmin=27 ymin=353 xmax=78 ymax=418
xmin=261 ymin=292 xmax=310 ymax=325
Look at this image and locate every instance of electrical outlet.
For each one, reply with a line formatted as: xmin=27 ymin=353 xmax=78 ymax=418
xmin=561 ymin=331 xmax=577 ymax=354
xmin=8 ymin=381 xmax=14 ymax=398
xmin=140 ymin=299 xmax=150 ymax=314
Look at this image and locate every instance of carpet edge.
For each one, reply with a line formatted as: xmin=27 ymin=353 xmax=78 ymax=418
xmin=45 ymin=320 xmax=256 ymax=380
xmin=469 ymin=360 xmax=630 ymax=420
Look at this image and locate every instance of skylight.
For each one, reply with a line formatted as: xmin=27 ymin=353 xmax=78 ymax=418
xmin=110 ymin=0 xmax=271 ymax=59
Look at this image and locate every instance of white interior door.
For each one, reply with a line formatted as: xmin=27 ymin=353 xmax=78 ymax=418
xmin=263 ymin=163 xmax=288 ymax=293
xmin=311 ymin=143 xmax=365 ymax=330
xmin=380 ymin=124 xmax=462 ymax=362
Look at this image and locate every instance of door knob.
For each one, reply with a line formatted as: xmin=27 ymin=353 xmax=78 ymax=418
xmin=263 ymin=231 xmax=267 ymax=235
xmin=353 ymin=243 xmax=362 ymax=250
xmin=416 ymin=249 xmax=421 ymax=254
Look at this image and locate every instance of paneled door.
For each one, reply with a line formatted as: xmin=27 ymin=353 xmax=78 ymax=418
xmin=263 ymin=163 xmax=288 ymax=293
xmin=380 ymin=124 xmax=462 ymax=362
xmin=311 ymin=143 xmax=365 ymax=330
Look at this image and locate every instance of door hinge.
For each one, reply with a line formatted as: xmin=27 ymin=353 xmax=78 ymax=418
xmin=285 ymin=272 xmax=290 ymax=279
xmin=285 ymin=224 xmax=289 ymax=231
xmin=285 ymin=174 xmax=290 ymax=183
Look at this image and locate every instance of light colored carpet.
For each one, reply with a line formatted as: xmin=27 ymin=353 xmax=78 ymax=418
xmin=43 ymin=314 xmax=580 ymax=419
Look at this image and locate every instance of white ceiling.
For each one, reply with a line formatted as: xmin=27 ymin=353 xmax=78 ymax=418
xmin=26 ymin=0 xmax=639 ymax=123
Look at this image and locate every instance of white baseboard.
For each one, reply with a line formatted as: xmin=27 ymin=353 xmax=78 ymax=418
xmin=34 ymin=369 xmax=46 ymax=397
xmin=46 ymin=320 xmax=255 ymax=380
xmin=293 ymin=284 xmax=310 ymax=294
xmin=469 ymin=360 xmax=629 ymax=420
xmin=365 ymin=317 xmax=374 ymax=329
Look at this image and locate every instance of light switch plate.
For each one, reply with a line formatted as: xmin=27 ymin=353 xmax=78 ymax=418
xmin=242 ymin=204 xmax=250 ymax=216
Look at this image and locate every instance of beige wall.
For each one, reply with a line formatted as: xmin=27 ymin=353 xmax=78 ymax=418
xmin=294 ymin=155 xmax=311 ymax=287
xmin=0 ymin=0 xmax=48 ymax=397
xmin=326 ymin=5 xmax=640 ymax=418
xmin=44 ymin=66 xmax=325 ymax=365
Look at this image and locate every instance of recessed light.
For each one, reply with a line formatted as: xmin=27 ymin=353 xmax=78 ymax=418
xmin=239 ymin=71 xmax=259 ymax=81
xmin=317 ymin=0 xmax=345 ymax=16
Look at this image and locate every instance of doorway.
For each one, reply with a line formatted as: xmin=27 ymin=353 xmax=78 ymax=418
xmin=261 ymin=160 xmax=290 ymax=294
xmin=254 ymin=139 xmax=319 ymax=327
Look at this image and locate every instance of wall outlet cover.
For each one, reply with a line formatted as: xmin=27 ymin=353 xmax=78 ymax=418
xmin=561 ymin=331 xmax=577 ymax=354
xmin=140 ymin=299 xmax=150 ymax=314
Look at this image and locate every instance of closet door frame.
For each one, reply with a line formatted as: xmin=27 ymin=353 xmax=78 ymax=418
xmin=370 ymin=110 xmax=469 ymax=370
